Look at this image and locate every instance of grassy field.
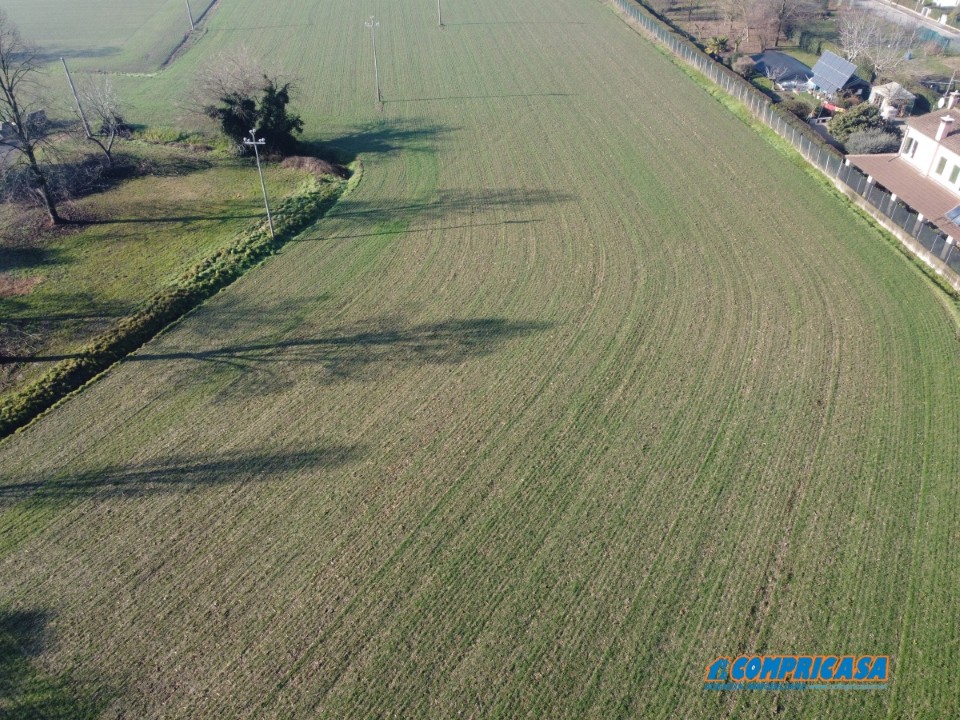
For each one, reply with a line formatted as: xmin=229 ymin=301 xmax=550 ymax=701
xmin=3 ymin=0 xmax=216 ymax=73
xmin=2 ymin=0 xmax=960 ymax=718
xmin=0 ymin=144 xmax=314 ymax=399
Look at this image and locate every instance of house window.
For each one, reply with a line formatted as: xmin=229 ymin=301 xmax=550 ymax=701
xmin=937 ymin=157 xmax=947 ymax=175
xmin=904 ymin=137 xmax=915 ymax=156
xmin=950 ymin=166 xmax=959 ymax=184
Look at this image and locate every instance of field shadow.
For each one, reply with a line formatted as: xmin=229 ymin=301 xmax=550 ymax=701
xmin=0 ymin=445 xmax=364 ymax=503
xmin=1 ymin=295 xmax=131 ymax=379
xmin=35 ymin=46 xmax=121 ymax=64
xmin=386 ymin=92 xmax=575 ymax=104
xmin=447 ymin=21 xmax=597 ymax=26
xmin=329 ymin=217 xmax=543 ymax=240
xmin=0 ymin=245 xmax=64 ymax=272
xmin=128 ymin=317 xmax=552 ymax=384
xmin=91 ymin=213 xmax=262 ymax=226
xmin=330 ymin=187 xmax=574 ymax=225
xmin=307 ymin=119 xmax=456 ymax=164
xmin=0 ymin=610 xmax=106 ymax=718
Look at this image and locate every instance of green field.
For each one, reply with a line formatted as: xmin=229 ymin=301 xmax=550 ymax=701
xmin=3 ymin=0 xmax=960 ymax=718
xmin=3 ymin=0 xmax=216 ymax=73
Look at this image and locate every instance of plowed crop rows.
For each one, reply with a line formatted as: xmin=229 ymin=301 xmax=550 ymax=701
xmin=2 ymin=0 xmax=959 ymax=717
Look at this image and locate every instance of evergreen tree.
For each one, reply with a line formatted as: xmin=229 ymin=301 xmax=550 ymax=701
xmin=206 ymin=77 xmax=303 ymax=155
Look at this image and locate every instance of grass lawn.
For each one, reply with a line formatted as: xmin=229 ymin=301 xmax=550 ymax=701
xmin=0 ymin=142 xmax=314 ymax=399
xmin=2 ymin=0 xmax=960 ymax=718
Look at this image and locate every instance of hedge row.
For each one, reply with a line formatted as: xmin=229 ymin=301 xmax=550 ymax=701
xmin=0 ymin=171 xmax=350 ymax=439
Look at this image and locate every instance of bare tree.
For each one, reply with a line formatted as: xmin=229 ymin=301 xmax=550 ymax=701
xmin=837 ymin=10 xmax=919 ymax=82
xmin=717 ymin=0 xmax=743 ymax=32
xmin=764 ymin=63 xmax=790 ymax=86
xmin=0 ymin=11 xmax=61 ymax=224
xmin=185 ymin=45 xmax=265 ymax=123
xmin=869 ymin=21 xmax=919 ymax=82
xmin=767 ymin=0 xmax=818 ymax=47
xmin=836 ymin=10 xmax=875 ymax=64
xmin=78 ymin=76 xmax=124 ymax=166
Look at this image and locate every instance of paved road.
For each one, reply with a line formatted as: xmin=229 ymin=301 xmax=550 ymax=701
xmin=854 ymin=0 xmax=960 ymax=39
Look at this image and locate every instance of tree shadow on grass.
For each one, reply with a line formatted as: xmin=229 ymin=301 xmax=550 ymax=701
xmin=129 ymin=317 xmax=553 ymax=385
xmin=0 ymin=445 xmax=364 ymax=504
xmin=385 ymin=92 xmax=576 ymax=104
xmin=7 ymin=316 xmax=552 ymax=387
xmin=329 ymin=187 xmax=574 ymax=226
xmin=0 ymin=245 xmax=64 ymax=273
xmin=35 ymin=46 xmax=121 ymax=64
xmin=90 ymin=213 xmax=263 ymax=225
xmin=303 ymin=119 xmax=457 ymax=164
xmin=0 ymin=610 xmax=107 ymax=719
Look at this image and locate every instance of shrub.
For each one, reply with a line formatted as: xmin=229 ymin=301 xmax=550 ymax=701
xmin=733 ymin=57 xmax=756 ymax=78
xmin=829 ymin=103 xmax=889 ymax=142
xmin=780 ymin=98 xmax=813 ymax=119
xmin=845 ymin=128 xmax=902 ymax=154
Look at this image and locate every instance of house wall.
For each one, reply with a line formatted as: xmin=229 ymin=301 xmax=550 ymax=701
xmin=900 ymin=128 xmax=960 ymax=196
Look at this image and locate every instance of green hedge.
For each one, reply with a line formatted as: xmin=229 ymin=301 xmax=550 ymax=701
xmin=0 ymin=172 xmax=349 ymax=439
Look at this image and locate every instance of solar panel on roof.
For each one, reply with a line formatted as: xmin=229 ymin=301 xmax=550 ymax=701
xmin=811 ymin=51 xmax=856 ymax=95
xmin=946 ymin=205 xmax=960 ymax=225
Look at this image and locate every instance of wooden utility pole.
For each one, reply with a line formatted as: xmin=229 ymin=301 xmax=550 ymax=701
xmin=438 ymin=0 xmax=444 ymax=28
xmin=61 ymin=57 xmax=92 ymax=138
xmin=186 ymin=0 xmax=196 ymax=31
xmin=365 ymin=16 xmax=382 ymax=105
xmin=242 ymin=130 xmax=275 ymax=240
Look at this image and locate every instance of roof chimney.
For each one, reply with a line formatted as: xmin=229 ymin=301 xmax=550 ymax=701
xmin=937 ymin=116 xmax=954 ymax=142
xmin=949 ymin=92 xmax=960 ymax=109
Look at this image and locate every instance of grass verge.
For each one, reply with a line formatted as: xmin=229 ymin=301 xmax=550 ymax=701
xmin=0 ymin=169 xmax=353 ymax=439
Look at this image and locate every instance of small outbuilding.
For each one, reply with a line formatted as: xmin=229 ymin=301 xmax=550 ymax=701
xmin=869 ymin=82 xmax=916 ymax=119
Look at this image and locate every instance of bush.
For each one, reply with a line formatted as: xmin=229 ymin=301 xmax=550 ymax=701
xmin=845 ymin=128 xmax=902 ymax=154
xmin=829 ymin=103 xmax=890 ymax=142
xmin=733 ymin=57 xmax=756 ymax=78
xmin=780 ymin=98 xmax=813 ymax=119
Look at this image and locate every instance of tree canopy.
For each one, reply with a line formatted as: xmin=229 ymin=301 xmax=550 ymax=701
xmin=828 ymin=103 xmax=890 ymax=143
xmin=206 ymin=77 xmax=304 ymax=155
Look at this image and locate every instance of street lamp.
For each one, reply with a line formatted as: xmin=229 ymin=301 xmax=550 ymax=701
xmin=242 ymin=129 xmax=275 ymax=240
xmin=365 ymin=16 xmax=382 ymax=105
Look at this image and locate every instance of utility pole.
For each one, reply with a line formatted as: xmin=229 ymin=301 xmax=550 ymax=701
xmin=61 ymin=57 xmax=92 ymax=139
xmin=365 ymin=16 xmax=382 ymax=105
xmin=186 ymin=0 xmax=196 ymax=30
xmin=438 ymin=0 xmax=444 ymax=28
xmin=242 ymin=129 xmax=275 ymax=240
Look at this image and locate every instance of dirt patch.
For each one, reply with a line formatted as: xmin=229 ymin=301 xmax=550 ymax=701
xmin=280 ymin=156 xmax=350 ymax=179
xmin=0 ymin=275 xmax=41 ymax=298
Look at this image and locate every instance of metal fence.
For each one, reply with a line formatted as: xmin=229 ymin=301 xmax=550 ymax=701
xmin=611 ymin=0 xmax=960 ymax=284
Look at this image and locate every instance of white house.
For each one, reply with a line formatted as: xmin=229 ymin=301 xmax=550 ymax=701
xmin=898 ymin=96 xmax=960 ymax=193
xmin=847 ymin=93 xmax=960 ymax=242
